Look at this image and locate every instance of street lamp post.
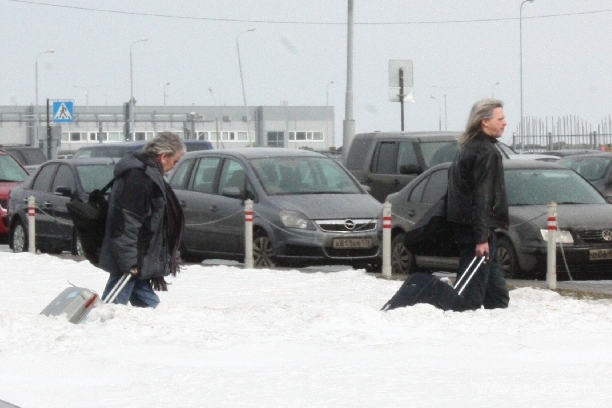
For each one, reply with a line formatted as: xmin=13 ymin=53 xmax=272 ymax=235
xmin=163 ymin=82 xmax=170 ymax=106
xmin=492 ymin=81 xmax=500 ymax=98
xmin=430 ymin=95 xmax=442 ymax=131
xmin=520 ymin=0 xmax=535 ymax=152
xmin=432 ymin=84 xmax=457 ymax=131
xmin=130 ymin=37 xmax=148 ymax=140
xmin=35 ymin=49 xmax=54 ymax=147
xmin=208 ymin=87 xmax=221 ymax=149
xmin=326 ymin=81 xmax=334 ymax=106
xmin=236 ymin=28 xmax=256 ymax=146
xmin=73 ymin=84 xmax=100 ymax=107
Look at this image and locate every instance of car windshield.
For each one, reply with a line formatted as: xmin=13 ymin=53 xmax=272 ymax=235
xmin=557 ymin=156 xmax=612 ymax=181
xmin=0 ymin=154 xmax=28 ymax=182
xmin=250 ymin=156 xmax=362 ymax=195
xmin=76 ymin=164 xmax=115 ymax=193
xmin=73 ymin=145 xmax=140 ymax=159
xmin=505 ymin=168 xmax=606 ymax=206
xmin=420 ymin=141 xmax=459 ymax=167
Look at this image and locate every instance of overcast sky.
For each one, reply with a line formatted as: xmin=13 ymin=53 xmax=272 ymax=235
xmin=2 ymin=0 xmax=611 ymax=146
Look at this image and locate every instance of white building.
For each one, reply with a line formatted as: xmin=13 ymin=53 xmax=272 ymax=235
xmin=0 ymin=104 xmax=335 ymax=157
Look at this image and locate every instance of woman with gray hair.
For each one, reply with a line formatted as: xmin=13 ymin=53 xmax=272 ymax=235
xmin=99 ymin=131 xmax=185 ymax=307
xmin=446 ymin=98 xmax=510 ymax=310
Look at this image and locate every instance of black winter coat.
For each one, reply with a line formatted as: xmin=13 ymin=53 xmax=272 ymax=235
xmin=98 ymin=153 xmax=171 ymax=279
xmin=446 ymin=132 xmax=509 ymax=243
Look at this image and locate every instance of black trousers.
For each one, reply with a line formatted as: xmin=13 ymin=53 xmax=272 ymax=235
xmin=452 ymin=224 xmax=509 ymax=310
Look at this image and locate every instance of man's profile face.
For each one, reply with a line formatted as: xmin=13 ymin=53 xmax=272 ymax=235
xmin=481 ymin=107 xmax=506 ymax=138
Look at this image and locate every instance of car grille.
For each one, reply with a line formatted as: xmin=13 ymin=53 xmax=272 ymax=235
xmin=325 ymin=247 xmax=380 ymax=258
xmin=575 ymin=229 xmax=612 ymax=244
xmin=315 ymin=219 xmax=377 ymax=232
xmin=557 ymin=261 xmax=612 ymax=276
xmin=284 ymin=245 xmax=321 ymax=257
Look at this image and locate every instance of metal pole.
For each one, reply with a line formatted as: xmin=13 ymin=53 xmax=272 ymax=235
xmin=342 ymin=0 xmax=355 ymax=164
xmin=130 ymin=38 xmax=148 ymax=141
xmin=326 ymin=81 xmax=334 ymax=106
xmin=28 ymin=196 xmax=36 ymax=253
xmin=35 ymin=50 xmax=54 ymax=147
xmin=492 ymin=81 xmax=500 ymax=98
xmin=399 ymin=68 xmax=405 ymax=131
xmin=244 ymin=199 xmax=254 ymax=269
xmin=73 ymin=84 xmax=100 ymax=107
xmin=382 ymin=202 xmax=392 ymax=277
xmin=209 ymin=87 xmax=221 ymax=149
xmin=430 ymin=96 xmax=442 ymax=131
xmin=163 ymin=82 xmax=170 ymax=106
xmin=237 ymin=28 xmax=256 ymax=146
xmin=520 ymin=0 xmax=535 ymax=153
xmin=433 ymin=85 xmax=457 ymax=131
xmin=547 ymin=202 xmax=557 ymax=289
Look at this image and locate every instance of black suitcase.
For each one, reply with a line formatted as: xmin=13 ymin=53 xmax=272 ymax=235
xmin=381 ymin=257 xmax=485 ymax=312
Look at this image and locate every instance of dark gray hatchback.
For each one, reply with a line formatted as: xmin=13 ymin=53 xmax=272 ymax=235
xmin=169 ymin=147 xmax=383 ymax=268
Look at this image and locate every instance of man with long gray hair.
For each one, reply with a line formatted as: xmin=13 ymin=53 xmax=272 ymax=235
xmin=446 ymin=99 xmax=510 ymax=310
xmin=99 ymin=131 xmax=185 ymax=307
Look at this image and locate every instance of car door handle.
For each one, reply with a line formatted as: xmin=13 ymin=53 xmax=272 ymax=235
xmin=394 ymin=178 xmax=401 ymax=186
xmin=407 ymin=210 xmax=416 ymax=217
xmin=179 ymin=200 xmax=187 ymax=208
xmin=42 ymin=201 xmax=53 ymax=209
xmin=209 ymin=205 xmax=219 ymax=212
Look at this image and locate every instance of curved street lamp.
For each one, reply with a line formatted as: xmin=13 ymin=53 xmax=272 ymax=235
xmin=492 ymin=81 xmax=500 ymax=99
xmin=163 ymin=82 xmax=170 ymax=106
xmin=430 ymin=95 xmax=442 ymax=131
xmin=432 ymin=84 xmax=457 ymax=131
xmin=326 ymin=81 xmax=334 ymax=106
xmin=73 ymin=84 xmax=100 ymax=107
xmin=236 ymin=28 xmax=256 ymax=146
xmin=130 ymin=37 xmax=148 ymax=140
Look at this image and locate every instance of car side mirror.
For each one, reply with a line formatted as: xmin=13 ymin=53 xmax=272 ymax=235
xmin=54 ymin=186 xmax=74 ymax=198
xmin=221 ymin=186 xmax=243 ymax=199
xmin=400 ymin=164 xmax=422 ymax=175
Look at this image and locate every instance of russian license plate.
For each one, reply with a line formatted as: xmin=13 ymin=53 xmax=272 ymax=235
xmin=332 ymin=237 xmax=373 ymax=249
xmin=589 ymin=248 xmax=612 ymax=261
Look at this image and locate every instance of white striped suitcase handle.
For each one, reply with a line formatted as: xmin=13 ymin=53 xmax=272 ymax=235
xmin=454 ymin=256 xmax=486 ymax=295
xmin=102 ymin=273 xmax=132 ymax=304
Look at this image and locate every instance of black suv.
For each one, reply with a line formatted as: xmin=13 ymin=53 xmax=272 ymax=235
xmin=0 ymin=146 xmax=47 ymax=172
xmin=345 ymin=131 xmax=461 ymax=202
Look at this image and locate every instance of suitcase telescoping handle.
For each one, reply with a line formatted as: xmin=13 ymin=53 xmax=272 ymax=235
xmin=102 ymin=273 xmax=132 ymax=304
xmin=453 ymin=256 xmax=486 ymax=296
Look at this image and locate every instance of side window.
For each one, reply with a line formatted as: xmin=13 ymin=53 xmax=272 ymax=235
xmin=191 ymin=157 xmax=221 ymax=193
xmin=397 ymin=141 xmax=418 ymax=173
xmin=51 ymin=164 xmax=77 ymax=193
xmin=421 ymin=169 xmax=448 ymax=204
xmin=32 ymin=163 xmax=59 ymax=192
xmin=408 ymin=176 xmax=427 ymax=203
xmin=219 ymin=159 xmax=246 ymax=192
xmin=371 ymin=142 xmax=397 ymax=174
xmin=169 ymin=159 xmax=195 ymax=189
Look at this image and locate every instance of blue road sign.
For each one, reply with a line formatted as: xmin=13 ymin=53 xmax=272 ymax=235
xmin=53 ymin=100 xmax=74 ymax=123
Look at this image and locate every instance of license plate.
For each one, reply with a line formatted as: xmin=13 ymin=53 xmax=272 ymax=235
xmin=589 ymin=248 xmax=612 ymax=261
xmin=332 ymin=237 xmax=373 ymax=249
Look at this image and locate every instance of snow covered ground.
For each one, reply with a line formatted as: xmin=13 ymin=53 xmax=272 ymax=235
xmin=1 ymin=251 xmax=611 ymax=408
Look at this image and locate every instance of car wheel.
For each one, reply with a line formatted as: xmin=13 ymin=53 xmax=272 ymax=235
xmin=179 ymin=244 xmax=205 ymax=264
xmin=11 ymin=221 xmax=28 ymax=253
xmin=497 ymin=236 xmax=520 ymax=279
xmin=252 ymin=229 xmax=275 ymax=267
xmin=391 ymin=233 xmax=415 ymax=275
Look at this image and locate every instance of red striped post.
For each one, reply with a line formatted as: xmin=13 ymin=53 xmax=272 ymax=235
xmin=244 ymin=199 xmax=254 ymax=269
xmin=382 ymin=202 xmax=392 ymax=277
xmin=27 ymin=196 xmax=36 ymax=253
xmin=547 ymin=201 xmax=557 ymax=289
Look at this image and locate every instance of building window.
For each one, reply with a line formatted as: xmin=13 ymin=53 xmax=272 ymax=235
xmin=197 ymin=131 xmax=209 ymax=140
xmin=108 ymin=132 xmax=122 ymax=142
xmin=89 ymin=132 xmax=98 ymax=141
xmin=70 ymin=132 xmax=82 ymax=141
xmin=267 ymin=131 xmax=284 ymax=147
xmin=61 ymin=132 xmax=69 ymax=141
xmin=288 ymin=131 xmax=323 ymax=142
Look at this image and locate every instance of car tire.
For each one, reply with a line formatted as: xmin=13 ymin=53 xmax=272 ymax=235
xmin=179 ymin=244 xmax=205 ymax=264
xmin=11 ymin=221 xmax=28 ymax=253
xmin=71 ymin=232 xmax=83 ymax=256
xmin=391 ymin=233 xmax=415 ymax=275
xmin=252 ymin=229 xmax=276 ymax=267
xmin=497 ymin=236 xmax=520 ymax=279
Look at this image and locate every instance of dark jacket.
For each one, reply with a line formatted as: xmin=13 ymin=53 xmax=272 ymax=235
xmin=446 ymin=131 xmax=509 ymax=243
xmin=98 ymin=152 xmax=170 ymax=279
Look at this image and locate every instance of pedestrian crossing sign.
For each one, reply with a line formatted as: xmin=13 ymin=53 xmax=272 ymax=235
xmin=53 ymin=100 xmax=74 ymax=123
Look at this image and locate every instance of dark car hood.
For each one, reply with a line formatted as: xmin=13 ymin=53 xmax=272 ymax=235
xmin=267 ymin=193 xmax=382 ymax=219
xmin=510 ymin=204 xmax=612 ymax=229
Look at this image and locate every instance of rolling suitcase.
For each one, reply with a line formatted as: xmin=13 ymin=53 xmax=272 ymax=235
xmin=40 ymin=273 xmax=132 ymax=324
xmin=381 ymin=257 xmax=485 ymax=312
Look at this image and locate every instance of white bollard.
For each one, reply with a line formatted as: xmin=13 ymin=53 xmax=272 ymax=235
xmin=546 ymin=201 xmax=557 ymax=290
xmin=382 ymin=202 xmax=392 ymax=277
xmin=28 ymin=195 xmax=36 ymax=254
xmin=244 ymin=199 xmax=254 ymax=269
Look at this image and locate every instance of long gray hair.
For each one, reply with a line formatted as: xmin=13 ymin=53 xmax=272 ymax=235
xmin=144 ymin=131 xmax=185 ymax=157
xmin=459 ymin=98 xmax=504 ymax=147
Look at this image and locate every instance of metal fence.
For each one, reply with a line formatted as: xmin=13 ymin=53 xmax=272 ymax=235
xmin=511 ymin=115 xmax=612 ymax=152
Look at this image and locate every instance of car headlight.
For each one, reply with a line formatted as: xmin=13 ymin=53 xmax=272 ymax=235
xmin=539 ymin=229 xmax=574 ymax=244
xmin=280 ymin=210 xmax=314 ymax=230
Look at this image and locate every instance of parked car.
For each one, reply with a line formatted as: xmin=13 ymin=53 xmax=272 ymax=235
xmin=496 ymin=142 xmax=559 ymax=162
xmin=387 ymin=160 xmax=612 ymax=279
xmin=71 ymin=140 xmax=213 ymax=160
xmin=557 ymin=152 xmax=612 ymax=201
xmin=540 ymin=149 xmax=601 ymax=158
xmin=8 ymin=158 xmax=115 ymax=254
xmin=1 ymin=145 xmax=47 ymax=172
xmin=169 ymin=147 xmax=383 ymax=268
xmin=0 ymin=149 xmax=29 ymax=244
xmin=345 ymin=131 xmax=462 ymax=202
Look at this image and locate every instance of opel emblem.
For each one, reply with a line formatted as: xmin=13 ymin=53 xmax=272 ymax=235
xmin=344 ymin=220 xmax=356 ymax=230
xmin=602 ymin=230 xmax=612 ymax=241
